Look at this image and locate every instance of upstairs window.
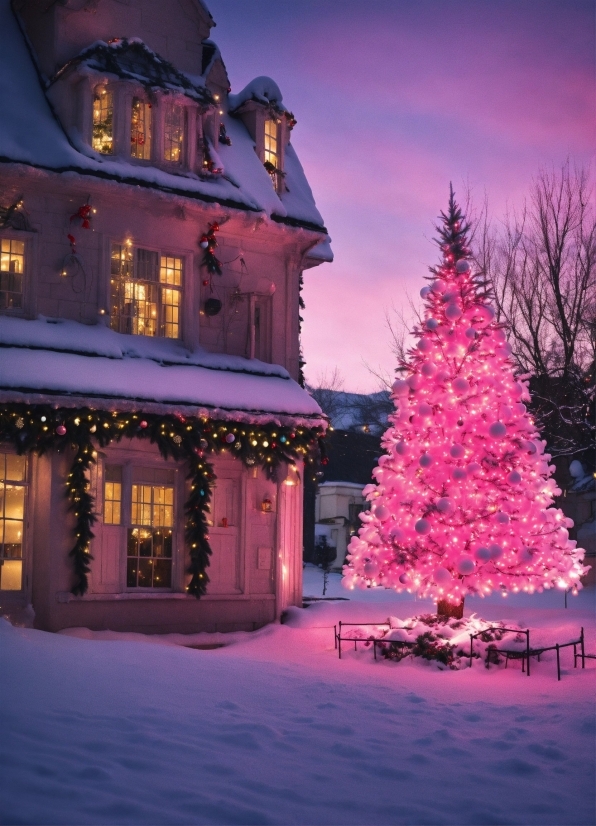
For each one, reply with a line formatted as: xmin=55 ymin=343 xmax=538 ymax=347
xmin=92 ymin=86 xmax=114 ymax=154
xmin=110 ymin=243 xmax=183 ymax=339
xmin=0 ymin=238 xmax=24 ymax=311
xmin=163 ymin=102 xmax=185 ymax=164
xmin=131 ymin=97 xmax=152 ymax=160
xmin=264 ymin=118 xmax=280 ymax=190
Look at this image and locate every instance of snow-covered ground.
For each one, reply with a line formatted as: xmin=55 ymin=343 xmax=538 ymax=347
xmin=1 ymin=570 xmax=594 ymax=825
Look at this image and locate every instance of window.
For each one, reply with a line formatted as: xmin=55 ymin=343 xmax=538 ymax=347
xmin=92 ymin=86 xmax=114 ymax=154
xmin=127 ymin=482 xmax=174 ymax=589
xmin=110 ymin=243 xmax=183 ymax=339
xmin=264 ymin=118 xmax=280 ymax=190
xmin=0 ymin=238 xmax=24 ymax=310
xmin=0 ymin=453 xmax=26 ymax=591
xmin=104 ymin=466 xmax=122 ymax=525
xmin=131 ymin=97 xmax=152 ymax=160
xmin=163 ymin=102 xmax=185 ymax=163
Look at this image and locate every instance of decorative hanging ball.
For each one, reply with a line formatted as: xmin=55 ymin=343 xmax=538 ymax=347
xmin=199 ymin=236 xmax=209 ymax=248
xmin=279 ymin=435 xmax=287 ymax=443
xmin=419 ymin=453 xmax=433 ymax=468
xmin=225 ymin=433 xmax=236 ymax=444
xmin=418 ymin=403 xmax=433 ymax=417
xmin=173 ymin=435 xmax=182 ymax=445
xmin=407 ymin=374 xmax=421 ymax=391
xmin=425 ymin=318 xmax=439 ymax=331
xmin=415 ymin=518 xmax=431 ymax=535
xmin=431 ymin=279 xmax=447 ymax=294
xmin=450 ymin=444 xmax=465 ymax=459
xmin=445 ymin=303 xmax=463 ymax=321
xmin=421 ymin=361 xmax=436 ymax=378
xmin=436 ymin=497 xmax=455 ymax=514
xmin=398 ymin=573 xmax=409 ymax=584
xmin=452 ymin=377 xmax=470 ymax=394
xmin=89 ymin=424 xmax=97 ymax=433
xmin=395 ymin=440 xmax=408 ymax=455
xmin=507 ymin=471 xmax=522 ymax=485
xmin=363 ymin=561 xmax=379 ymax=578
xmin=489 ymin=544 xmax=503 ymax=559
xmin=496 ymin=512 xmax=510 ymax=525
xmin=452 ymin=468 xmax=467 ymax=481
xmin=392 ymin=379 xmax=410 ymax=396
xmin=417 ymin=338 xmax=431 ymax=352
xmin=15 ymin=417 xmax=24 ymax=429
xmin=55 ymin=425 xmax=67 ymax=436
xmin=465 ymin=327 xmax=477 ymax=339
xmin=437 ymin=370 xmax=451 ymax=384
xmin=456 ymin=556 xmax=475 ymax=575
xmin=204 ymin=298 xmax=223 ymax=317
xmin=139 ymin=420 xmax=148 ymax=429
xmin=40 ymin=416 xmax=47 ymax=422
xmin=467 ymin=462 xmax=481 ymax=474
xmin=420 ymin=286 xmax=431 ymax=299
xmin=390 ymin=525 xmax=405 ymax=541
xmin=475 ymin=546 xmax=491 ymax=562
xmin=488 ymin=422 xmax=507 ymax=438
xmin=455 ymin=260 xmax=471 ymax=274
xmin=434 ymin=567 xmax=451 ymax=584
xmin=374 ymin=504 xmax=390 ymax=521
xmin=199 ymin=438 xmax=209 ymax=449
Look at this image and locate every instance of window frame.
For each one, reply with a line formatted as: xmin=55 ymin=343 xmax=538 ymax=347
xmin=0 ymin=230 xmax=36 ymax=318
xmin=91 ymin=82 xmax=115 ymax=156
xmin=108 ymin=240 xmax=185 ymax=340
xmin=0 ymin=448 xmax=30 ymax=596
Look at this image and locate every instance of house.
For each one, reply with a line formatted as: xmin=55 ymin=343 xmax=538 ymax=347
xmin=311 ymin=430 xmax=381 ymax=570
xmin=0 ymin=0 xmax=331 ymax=633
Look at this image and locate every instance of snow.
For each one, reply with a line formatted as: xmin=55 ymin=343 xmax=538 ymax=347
xmin=0 ymin=317 xmax=325 ymax=425
xmin=228 ymin=76 xmax=286 ymax=112
xmin=0 ymin=1 xmax=329 ymax=234
xmin=1 ymin=571 xmax=594 ymax=825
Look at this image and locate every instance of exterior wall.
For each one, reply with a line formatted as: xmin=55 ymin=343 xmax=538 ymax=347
xmin=23 ymin=439 xmax=303 ymax=633
xmin=0 ymin=169 xmax=316 ymax=380
xmin=14 ymin=0 xmax=212 ymax=78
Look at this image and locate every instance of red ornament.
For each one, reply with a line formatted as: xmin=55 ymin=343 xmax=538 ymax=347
xmin=139 ymin=420 xmax=148 ymax=429
xmin=56 ymin=425 xmax=66 ymax=436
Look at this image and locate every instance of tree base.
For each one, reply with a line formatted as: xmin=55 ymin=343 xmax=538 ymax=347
xmin=436 ymin=599 xmax=465 ymax=619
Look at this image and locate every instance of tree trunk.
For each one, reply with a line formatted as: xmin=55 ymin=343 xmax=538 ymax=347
xmin=436 ymin=599 xmax=465 ymax=619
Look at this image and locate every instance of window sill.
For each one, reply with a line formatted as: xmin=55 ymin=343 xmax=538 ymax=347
xmin=56 ymin=591 xmax=275 ymax=603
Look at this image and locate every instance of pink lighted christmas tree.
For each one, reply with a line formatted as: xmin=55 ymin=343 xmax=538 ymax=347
xmin=343 ymin=189 xmax=588 ymax=617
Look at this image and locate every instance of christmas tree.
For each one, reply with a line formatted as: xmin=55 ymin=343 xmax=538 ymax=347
xmin=343 ymin=188 xmax=588 ymax=618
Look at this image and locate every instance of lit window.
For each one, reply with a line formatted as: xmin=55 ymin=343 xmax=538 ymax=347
xmin=131 ymin=97 xmax=152 ymax=159
xmin=163 ymin=102 xmax=185 ymax=163
xmin=110 ymin=244 xmax=183 ymax=339
xmin=127 ymin=484 xmax=174 ymax=588
xmin=0 ymin=239 xmax=24 ymax=310
xmin=0 ymin=453 xmax=27 ymax=592
xmin=104 ymin=466 xmax=122 ymax=525
xmin=92 ymin=86 xmax=113 ymax=154
xmin=264 ymin=118 xmax=280 ymax=189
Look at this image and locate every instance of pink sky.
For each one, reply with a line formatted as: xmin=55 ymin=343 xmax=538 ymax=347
xmin=208 ymin=0 xmax=595 ymax=392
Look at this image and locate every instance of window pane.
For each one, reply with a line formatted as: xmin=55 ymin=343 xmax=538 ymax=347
xmin=164 ymin=103 xmax=185 ymax=163
xmin=93 ymin=86 xmax=113 ymax=154
xmin=5 ymin=455 xmax=25 ymax=482
xmin=159 ymin=256 xmax=183 ymax=287
xmin=131 ymin=98 xmax=152 ymax=159
xmin=161 ymin=287 xmax=180 ymax=339
xmin=0 ymin=239 xmax=25 ymax=310
xmin=137 ymin=558 xmax=153 ymax=587
xmin=153 ymin=558 xmax=171 ymax=588
xmin=104 ymin=476 xmax=122 ymax=526
xmin=4 ymin=486 xmax=24 ymax=520
xmin=0 ymin=559 xmax=22 ymax=591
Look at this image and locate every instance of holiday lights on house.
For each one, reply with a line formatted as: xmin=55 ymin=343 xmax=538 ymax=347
xmin=0 ymin=403 xmax=324 ymax=597
xmin=343 ymin=188 xmax=588 ymax=616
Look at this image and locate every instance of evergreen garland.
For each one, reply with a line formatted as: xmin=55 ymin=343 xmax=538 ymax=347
xmin=0 ymin=404 xmax=324 ymax=598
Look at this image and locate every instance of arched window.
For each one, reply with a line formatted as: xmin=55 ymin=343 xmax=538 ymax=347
xmin=92 ymin=85 xmax=113 ymax=154
xmin=131 ymin=97 xmax=152 ymax=160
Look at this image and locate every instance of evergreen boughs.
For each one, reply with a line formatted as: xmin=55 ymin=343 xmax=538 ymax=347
xmin=200 ymin=222 xmax=222 ymax=276
xmin=0 ymin=404 xmax=323 ymax=597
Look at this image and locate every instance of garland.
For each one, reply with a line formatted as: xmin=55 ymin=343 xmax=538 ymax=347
xmin=199 ymin=222 xmax=222 ymax=277
xmin=0 ymin=404 xmax=325 ymax=598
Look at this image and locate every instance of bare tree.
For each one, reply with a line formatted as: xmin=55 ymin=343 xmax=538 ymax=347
xmin=474 ymin=162 xmax=596 ymax=463
xmin=306 ymin=367 xmax=345 ymax=422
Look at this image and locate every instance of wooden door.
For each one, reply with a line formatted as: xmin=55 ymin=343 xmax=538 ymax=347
xmin=208 ymin=473 xmax=243 ymax=594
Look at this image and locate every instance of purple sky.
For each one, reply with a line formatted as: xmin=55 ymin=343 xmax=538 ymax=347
xmin=207 ymin=0 xmax=595 ymax=392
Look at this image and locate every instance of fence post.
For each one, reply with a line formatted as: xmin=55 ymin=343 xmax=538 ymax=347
xmin=526 ymin=630 xmax=531 ymax=676
xmin=556 ymin=643 xmax=561 ymax=681
xmin=469 ymin=634 xmax=473 ymax=667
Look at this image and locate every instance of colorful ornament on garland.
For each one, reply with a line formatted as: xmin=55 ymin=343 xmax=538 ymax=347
xmin=343 ymin=186 xmax=589 ymax=618
xmin=200 ymin=222 xmax=223 ymax=277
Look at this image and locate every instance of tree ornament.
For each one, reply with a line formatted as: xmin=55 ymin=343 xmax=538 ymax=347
xmin=343 ymin=187 xmax=589 ymax=610
xmin=139 ymin=420 xmax=148 ymax=429
xmin=56 ymin=425 xmax=66 ymax=436
xmin=225 ymin=433 xmax=236 ymax=443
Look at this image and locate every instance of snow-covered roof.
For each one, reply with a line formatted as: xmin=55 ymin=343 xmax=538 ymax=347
xmin=0 ymin=316 xmax=325 ymax=426
xmin=52 ymin=39 xmax=213 ymax=105
xmin=0 ymin=1 xmax=329 ymax=234
xmin=228 ymin=76 xmax=287 ymax=114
